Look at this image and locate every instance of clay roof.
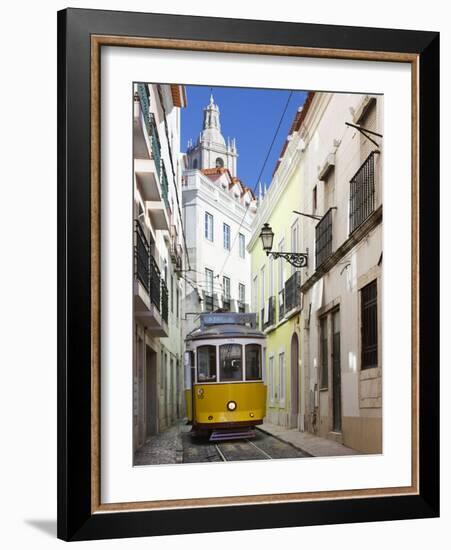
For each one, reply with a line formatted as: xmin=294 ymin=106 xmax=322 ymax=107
xmin=272 ymin=91 xmax=315 ymax=177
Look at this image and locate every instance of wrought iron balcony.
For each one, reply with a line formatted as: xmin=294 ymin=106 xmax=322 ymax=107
xmin=161 ymin=278 xmax=168 ymax=323
xmin=284 ymin=271 xmax=302 ymax=313
xmin=315 ymin=208 xmax=333 ymax=269
xmin=160 ymin=163 xmax=170 ymax=211
xmin=278 ymin=289 xmax=285 ymax=320
xmin=349 ymin=151 xmax=378 ymax=234
xmin=134 ymin=220 xmax=150 ymax=293
xmin=149 ymin=254 xmax=161 ymax=311
xmin=263 ymin=296 xmax=276 ymax=329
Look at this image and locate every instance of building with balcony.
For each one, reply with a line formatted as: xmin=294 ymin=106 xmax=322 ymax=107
xmin=248 ymin=104 xmax=307 ymax=429
xmin=182 ymin=94 xmax=258 ymax=340
xmin=133 ymin=82 xmax=187 ymax=453
xmin=297 ymin=92 xmax=383 ymax=454
xmin=249 ymin=92 xmax=383 ymax=454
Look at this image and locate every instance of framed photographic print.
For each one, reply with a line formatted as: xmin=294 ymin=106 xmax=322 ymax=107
xmin=57 ymin=8 xmax=439 ymax=541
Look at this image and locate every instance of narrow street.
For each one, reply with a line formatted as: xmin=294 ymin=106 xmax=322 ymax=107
xmin=134 ymin=421 xmax=310 ymax=466
xmin=182 ymin=428 xmax=310 ymax=463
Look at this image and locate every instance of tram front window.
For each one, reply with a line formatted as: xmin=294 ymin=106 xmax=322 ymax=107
xmin=219 ymin=344 xmax=243 ymax=381
xmin=197 ymin=345 xmax=217 ymax=382
xmin=245 ymin=344 xmax=262 ymax=380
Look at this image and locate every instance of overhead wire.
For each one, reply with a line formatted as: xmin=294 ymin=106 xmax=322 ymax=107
xmin=216 ymin=90 xmax=295 ymax=279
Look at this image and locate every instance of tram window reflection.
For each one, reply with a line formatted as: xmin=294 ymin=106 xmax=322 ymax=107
xmin=245 ymin=344 xmax=262 ymax=380
xmin=197 ymin=345 xmax=217 ymax=382
xmin=219 ymin=344 xmax=243 ymax=381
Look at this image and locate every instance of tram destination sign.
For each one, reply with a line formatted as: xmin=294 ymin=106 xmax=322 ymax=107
xmin=200 ymin=312 xmax=257 ymax=328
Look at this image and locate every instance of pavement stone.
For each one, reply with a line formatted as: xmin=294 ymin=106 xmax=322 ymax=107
xmin=134 ymin=421 xmax=186 ymax=466
xmin=258 ymin=422 xmax=361 ymax=457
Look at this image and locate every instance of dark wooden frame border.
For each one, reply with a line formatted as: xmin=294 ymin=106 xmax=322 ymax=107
xmin=57 ymin=8 xmax=439 ymax=541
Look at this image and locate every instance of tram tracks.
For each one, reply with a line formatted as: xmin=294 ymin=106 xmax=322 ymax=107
xmin=215 ymin=438 xmax=274 ymax=462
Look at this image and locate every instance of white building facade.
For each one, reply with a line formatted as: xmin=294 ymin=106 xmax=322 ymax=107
xmin=298 ymin=92 xmax=383 ymax=453
xmin=133 ymin=82 xmax=187 ymax=453
xmin=182 ymin=95 xmax=257 ymax=339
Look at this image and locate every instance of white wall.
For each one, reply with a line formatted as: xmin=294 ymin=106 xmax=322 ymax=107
xmin=1 ymin=1 xmax=448 ymax=550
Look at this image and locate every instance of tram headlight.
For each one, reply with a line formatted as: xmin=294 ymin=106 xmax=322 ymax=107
xmin=227 ymin=401 xmax=237 ymax=411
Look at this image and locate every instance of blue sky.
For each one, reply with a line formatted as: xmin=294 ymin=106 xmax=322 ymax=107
xmin=181 ymin=86 xmax=307 ymax=192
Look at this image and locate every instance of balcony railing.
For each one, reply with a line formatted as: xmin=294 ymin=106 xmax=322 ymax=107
xmin=264 ymin=296 xmax=276 ymax=329
xmin=149 ymin=254 xmax=161 ymax=310
xmin=284 ymin=271 xmax=302 ymax=313
xmin=315 ymin=208 xmax=333 ymax=268
xmin=134 ymin=221 xmax=150 ymax=293
xmin=349 ymin=151 xmax=377 ymax=234
xmin=136 ymin=83 xmax=171 ymax=212
xmin=161 ymin=279 xmax=168 ymax=323
xmin=160 ymin=163 xmax=170 ymax=211
xmin=278 ymin=289 xmax=285 ymax=320
xmin=134 ymin=220 xmax=162 ymax=313
xmin=222 ymin=297 xmax=231 ymax=311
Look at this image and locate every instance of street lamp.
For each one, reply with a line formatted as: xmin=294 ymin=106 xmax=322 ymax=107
xmin=259 ymin=223 xmax=274 ymax=253
xmin=259 ymin=222 xmax=309 ymax=268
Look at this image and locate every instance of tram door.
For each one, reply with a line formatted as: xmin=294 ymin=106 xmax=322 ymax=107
xmin=332 ymin=310 xmax=342 ymax=432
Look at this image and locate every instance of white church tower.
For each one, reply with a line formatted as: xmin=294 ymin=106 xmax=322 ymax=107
xmin=182 ymin=93 xmax=257 ymax=338
xmin=186 ymin=94 xmax=238 ymax=176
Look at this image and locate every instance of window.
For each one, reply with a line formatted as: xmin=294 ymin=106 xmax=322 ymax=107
xmin=197 ymin=346 xmax=217 ymax=382
xmin=320 ymin=317 xmax=328 ymax=389
xmin=238 ymin=283 xmax=246 ymax=312
xmin=205 ymin=268 xmax=214 ymax=311
xmin=269 ymin=255 xmax=274 ymax=297
xmin=239 ymin=233 xmax=245 ymax=258
xmin=216 ymin=157 xmax=224 ymax=168
xmin=278 ymin=239 xmax=284 ymax=291
xmin=269 ymin=356 xmax=275 ymax=402
xmin=252 ymin=275 xmax=258 ymax=315
xmin=260 ymin=265 xmax=265 ymax=329
xmin=219 ymin=344 xmax=243 ymax=381
xmin=223 ymin=223 xmax=231 ymax=250
xmin=279 ymin=352 xmax=285 ymax=404
xmin=291 ymin=222 xmax=299 ymax=274
xmin=245 ymin=344 xmax=262 ymax=380
xmin=176 ymin=287 xmax=179 ymax=319
xmin=222 ymin=276 xmax=231 ymax=311
xmin=313 ymin=185 xmax=317 ymax=212
xmin=361 ymin=280 xmax=378 ymax=369
xmin=193 ymin=159 xmax=198 ymax=169
xmin=204 ymin=212 xmax=213 ymax=241
xmin=170 ymin=275 xmax=174 ymax=313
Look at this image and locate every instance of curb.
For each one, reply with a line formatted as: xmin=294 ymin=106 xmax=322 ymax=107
xmin=256 ymin=426 xmax=314 ymax=457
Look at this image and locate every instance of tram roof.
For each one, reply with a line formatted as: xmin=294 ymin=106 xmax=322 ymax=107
xmin=186 ymin=313 xmax=265 ymax=341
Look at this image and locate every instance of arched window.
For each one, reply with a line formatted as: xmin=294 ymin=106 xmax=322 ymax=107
xmin=215 ymin=157 xmax=224 ymax=168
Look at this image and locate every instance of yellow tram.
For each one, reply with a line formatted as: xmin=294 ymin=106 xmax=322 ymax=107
xmin=184 ymin=313 xmax=267 ymax=441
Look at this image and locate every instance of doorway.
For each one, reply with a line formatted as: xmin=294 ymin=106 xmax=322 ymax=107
xmin=290 ymin=332 xmax=299 ymax=428
xmin=332 ymin=309 xmax=342 ymax=432
xmin=146 ymin=346 xmax=158 ymax=437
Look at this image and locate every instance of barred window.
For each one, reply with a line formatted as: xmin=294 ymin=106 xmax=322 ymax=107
xmin=361 ymin=280 xmax=378 ymax=370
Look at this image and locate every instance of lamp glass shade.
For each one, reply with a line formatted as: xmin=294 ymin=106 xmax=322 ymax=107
xmin=260 ymin=223 xmax=274 ymax=252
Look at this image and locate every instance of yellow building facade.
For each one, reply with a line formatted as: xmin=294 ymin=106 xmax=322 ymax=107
xmin=248 ymin=115 xmax=307 ymax=429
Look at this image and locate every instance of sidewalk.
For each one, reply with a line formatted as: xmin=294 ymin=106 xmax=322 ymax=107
xmin=134 ymin=420 xmax=189 ymax=466
xmin=258 ymin=422 xmax=361 ymax=457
